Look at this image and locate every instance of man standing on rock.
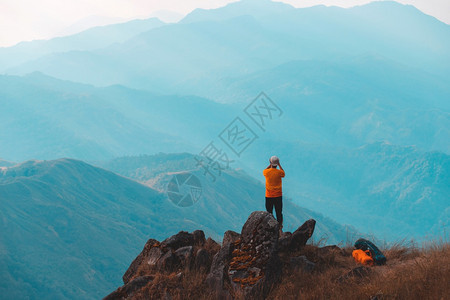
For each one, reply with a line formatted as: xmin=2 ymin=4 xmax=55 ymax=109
xmin=263 ymin=156 xmax=285 ymax=232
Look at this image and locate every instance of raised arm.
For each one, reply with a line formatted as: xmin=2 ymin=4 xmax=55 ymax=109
xmin=278 ymin=162 xmax=284 ymax=171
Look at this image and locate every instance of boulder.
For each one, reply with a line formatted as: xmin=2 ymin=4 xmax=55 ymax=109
xmin=122 ymin=230 xmax=213 ymax=285
xmin=160 ymin=231 xmax=194 ymax=250
xmin=206 ymin=211 xmax=282 ymax=299
xmin=205 ymin=242 xmax=234 ymax=299
xmin=122 ymin=238 xmax=159 ymax=284
xmin=157 ymin=250 xmax=181 ymax=272
xmin=194 ymin=248 xmax=212 ymax=271
xmin=278 ymin=219 xmax=316 ymax=253
xmin=175 ymin=246 xmax=194 ymax=269
xmin=193 ymin=230 xmax=206 ymax=246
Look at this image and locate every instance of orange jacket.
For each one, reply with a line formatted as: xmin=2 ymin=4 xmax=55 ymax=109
xmin=352 ymin=249 xmax=374 ymax=266
xmin=263 ymin=168 xmax=285 ymax=197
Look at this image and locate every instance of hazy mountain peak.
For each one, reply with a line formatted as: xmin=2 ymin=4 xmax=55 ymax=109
xmin=181 ymin=0 xmax=294 ymax=23
xmin=0 ymin=159 xmax=15 ymax=167
xmin=351 ymin=0 xmax=450 ymax=26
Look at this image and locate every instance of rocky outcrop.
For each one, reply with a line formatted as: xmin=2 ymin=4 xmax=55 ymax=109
xmin=278 ymin=219 xmax=316 ymax=253
xmin=206 ymin=211 xmax=282 ymax=299
xmin=118 ymin=230 xmax=211 ymax=288
xmin=206 ymin=211 xmax=318 ymax=299
xmin=105 ymin=211 xmax=318 ymax=300
xmin=122 ymin=238 xmax=159 ymax=284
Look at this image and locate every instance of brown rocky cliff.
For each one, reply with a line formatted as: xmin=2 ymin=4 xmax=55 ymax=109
xmin=104 ymin=211 xmax=318 ymax=299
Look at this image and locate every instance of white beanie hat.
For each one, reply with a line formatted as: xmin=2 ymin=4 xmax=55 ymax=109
xmin=270 ymin=155 xmax=279 ymax=167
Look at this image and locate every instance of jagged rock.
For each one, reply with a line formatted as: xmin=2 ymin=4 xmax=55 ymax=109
xmin=122 ymin=230 xmax=218 ymax=286
xmin=160 ymin=231 xmax=194 ymax=250
xmin=207 ymin=211 xmax=281 ymax=299
xmin=205 ymin=242 xmax=234 ymax=299
xmin=241 ymin=211 xmax=279 ymax=245
xmin=123 ymin=238 xmax=159 ymax=284
xmin=175 ymin=246 xmax=194 ymax=269
xmin=278 ymin=219 xmax=316 ymax=253
xmin=194 ymin=248 xmax=212 ymax=271
xmin=157 ymin=250 xmax=181 ymax=272
xmin=104 ymin=275 xmax=154 ymax=300
xmin=193 ymin=230 xmax=206 ymax=246
xmin=289 ymin=255 xmax=315 ymax=273
xmin=109 ymin=213 xmax=322 ymax=299
xmin=223 ymin=230 xmax=240 ymax=246
xmin=147 ymin=247 xmax=163 ymax=266
xmin=206 ymin=237 xmax=220 ymax=248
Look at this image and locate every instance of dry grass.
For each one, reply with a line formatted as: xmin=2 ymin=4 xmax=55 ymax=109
xmin=268 ymin=242 xmax=450 ymax=300
xmin=133 ymin=269 xmax=215 ymax=300
xmin=128 ymin=242 xmax=450 ymax=299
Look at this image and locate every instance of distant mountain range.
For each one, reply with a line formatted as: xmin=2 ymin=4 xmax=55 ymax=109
xmin=0 ymin=72 xmax=237 ymax=161
xmin=1 ymin=66 xmax=448 ymax=162
xmin=0 ymin=18 xmax=164 ymax=72
xmin=0 ymin=155 xmax=354 ymax=299
xmin=2 ymin=1 xmax=449 ymax=93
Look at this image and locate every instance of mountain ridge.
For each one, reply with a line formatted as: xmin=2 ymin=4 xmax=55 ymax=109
xmin=4 ymin=0 xmax=449 ymax=89
xmin=0 ymin=17 xmax=164 ymax=72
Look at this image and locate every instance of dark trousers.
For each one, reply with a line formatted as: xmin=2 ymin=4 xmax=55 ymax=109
xmin=265 ymin=196 xmax=283 ymax=225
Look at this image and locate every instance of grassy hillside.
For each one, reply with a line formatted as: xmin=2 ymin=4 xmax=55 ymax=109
xmin=0 ymin=159 xmax=165 ymax=299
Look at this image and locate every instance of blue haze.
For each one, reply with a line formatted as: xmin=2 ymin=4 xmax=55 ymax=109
xmin=0 ymin=0 xmax=449 ymax=298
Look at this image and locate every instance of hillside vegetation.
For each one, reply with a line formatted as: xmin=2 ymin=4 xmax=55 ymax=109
xmin=269 ymin=242 xmax=449 ymax=299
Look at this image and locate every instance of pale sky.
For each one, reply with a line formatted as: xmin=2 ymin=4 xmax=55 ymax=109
xmin=0 ymin=0 xmax=449 ymax=47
